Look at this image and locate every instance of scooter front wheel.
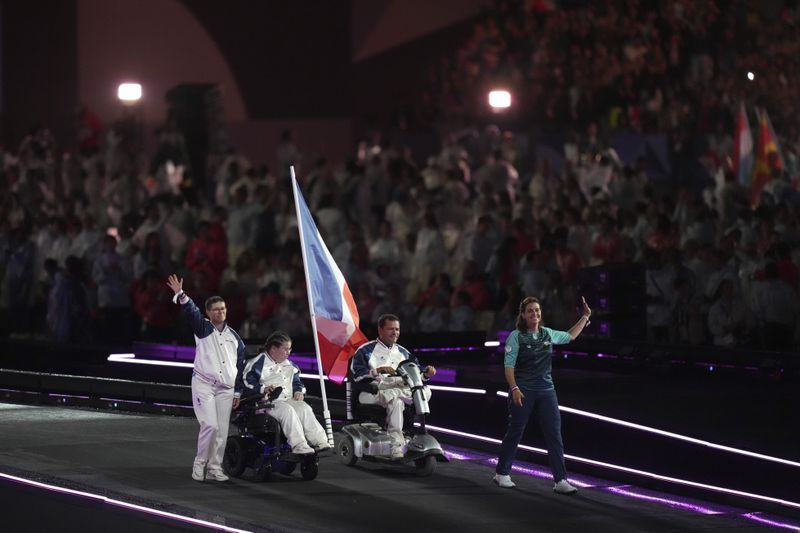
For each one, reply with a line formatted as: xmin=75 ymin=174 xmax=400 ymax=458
xmin=414 ymin=456 xmax=436 ymax=477
xmin=337 ymin=435 xmax=358 ymax=466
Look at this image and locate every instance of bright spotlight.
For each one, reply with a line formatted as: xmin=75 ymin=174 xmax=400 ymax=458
xmin=488 ymin=90 xmax=511 ymax=109
xmin=746 ymin=71 xmax=755 ymax=81
xmin=117 ymin=83 xmax=142 ymax=104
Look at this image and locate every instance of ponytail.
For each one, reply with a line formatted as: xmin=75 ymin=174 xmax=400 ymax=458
xmin=260 ymin=330 xmax=292 ymax=354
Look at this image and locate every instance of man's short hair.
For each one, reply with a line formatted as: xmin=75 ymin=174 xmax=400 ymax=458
xmin=205 ymin=295 xmax=225 ymax=310
xmin=377 ymin=314 xmax=400 ymax=328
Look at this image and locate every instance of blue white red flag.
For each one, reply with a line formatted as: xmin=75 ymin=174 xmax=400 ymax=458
xmin=291 ymin=175 xmax=367 ymax=384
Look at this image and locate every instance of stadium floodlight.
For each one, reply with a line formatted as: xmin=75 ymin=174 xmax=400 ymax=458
xmin=117 ymin=83 xmax=142 ymax=104
xmin=488 ymin=90 xmax=511 ymax=109
xmin=747 ymin=71 xmax=755 ymax=81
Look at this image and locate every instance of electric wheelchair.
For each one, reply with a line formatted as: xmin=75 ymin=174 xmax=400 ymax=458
xmin=223 ymin=387 xmax=319 ymax=481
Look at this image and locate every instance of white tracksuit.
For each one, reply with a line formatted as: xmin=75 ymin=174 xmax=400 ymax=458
xmin=350 ymin=340 xmax=432 ymax=447
xmin=241 ymin=353 xmax=327 ymax=451
xmin=174 ymin=292 xmax=246 ymax=472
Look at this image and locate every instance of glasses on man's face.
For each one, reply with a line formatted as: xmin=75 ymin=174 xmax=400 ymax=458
xmin=209 ymin=307 xmax=226 ymax=313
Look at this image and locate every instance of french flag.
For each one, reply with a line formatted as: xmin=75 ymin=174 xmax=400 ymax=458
xmin=291 ymin=170 xmax=367 ymax=383
xmin=733 ymin=102 xmax=753 ymax=186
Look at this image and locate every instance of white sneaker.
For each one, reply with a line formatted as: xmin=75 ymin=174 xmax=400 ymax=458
xmin=553 ymin=479 xmax=578 ymax=495
xmin=205 ymin=468 xmax=229 ymax=482
xmin=493 ymin=474 xmax=516 ymax=488
xmin=191 ymin=462 xmax=205 ymax=482
xmin=292 ymin=443 xmax=316 ymax=455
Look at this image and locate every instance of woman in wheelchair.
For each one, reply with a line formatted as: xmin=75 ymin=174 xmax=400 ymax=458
xmin=239 ymin=331 xmax=330 ymax=454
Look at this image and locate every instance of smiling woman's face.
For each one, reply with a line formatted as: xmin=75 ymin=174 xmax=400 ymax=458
xmin=522 ymin=301 xmax=542 ymax=330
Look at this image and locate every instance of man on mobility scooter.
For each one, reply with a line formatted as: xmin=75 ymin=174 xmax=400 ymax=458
xmin=340 ymin=314 xmax=448 ymax=475
xmin=224 ymin=331 xmax=328 ymax=481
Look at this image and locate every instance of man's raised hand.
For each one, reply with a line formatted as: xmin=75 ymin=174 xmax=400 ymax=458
xmin=166 ymin=274 xmax=183 ymax=295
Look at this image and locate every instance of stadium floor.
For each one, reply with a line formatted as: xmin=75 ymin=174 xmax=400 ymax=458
xmin=0 ymin=403 xmax=795 ymax=533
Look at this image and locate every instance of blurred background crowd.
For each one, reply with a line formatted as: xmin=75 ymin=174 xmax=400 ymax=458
xmin=0 ymin=0 xmax=798 ymax=354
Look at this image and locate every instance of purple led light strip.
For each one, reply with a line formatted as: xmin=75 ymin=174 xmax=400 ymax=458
xmin=496 ymin=391 xmax=800 ymax=469
xmin=442 ymin=449 xmax=474 ymax=461
xmin=109 ymin=354 xmax=466 ymax=386
xmin=441 ymin=445 xmax=592 ymax=488
xmin=605 ymin=485 xmax=721 ymax=514
xmin=108 ymin=354 xmax=193 ymax=368
xmin=99 ymin=398 xmax=144 ymax=405
xmin=742 ymin=513 xmax=800 ymax=531
xmin=0 ymin=472 xmax=252 ymax=532
xmin=427 ymin=385 xmax=486 ymax=394
xmin=446 ymin=445 xmax=800 ymax=528
xmin=485 ymin=456 xmax=592 ymax=487
xmin=424 ymin=423 xmax=800 ymax=510
xmin=0 ymin=388 xmax=38 ymax=395
xmin=48 ymin=393 xmax=91 ymax=400
xmin=152 ymin=402 xmax=192 ymax=409
xmin=299 ymin=373 xmax=330 ymax=381
xmin=414 ymin=346 xmax=485 ymax=352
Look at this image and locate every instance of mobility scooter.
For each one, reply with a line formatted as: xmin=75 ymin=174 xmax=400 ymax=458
xmin=337 ymin=360 xmax=448 ymax=476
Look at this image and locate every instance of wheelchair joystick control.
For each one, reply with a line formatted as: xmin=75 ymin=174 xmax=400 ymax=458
xmin=262 ymin=386 xmax=283 ymax=408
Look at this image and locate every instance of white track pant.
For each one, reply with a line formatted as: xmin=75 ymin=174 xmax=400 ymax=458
xmin=265 ymin=400 xmax=328 ymax=450
xmin=359 ymin=387 xmax=432 ymax=445
xmin=191 ymin=375 xmax=234 ymax=470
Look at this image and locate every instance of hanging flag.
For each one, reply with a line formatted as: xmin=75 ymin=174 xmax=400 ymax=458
xmin=291 ymin=173 xmax=367 ymax=384
xmin=732 ymin=102 xmax=753 ymax=186
xmin=751 ymin=108 xmax=785 ymax=206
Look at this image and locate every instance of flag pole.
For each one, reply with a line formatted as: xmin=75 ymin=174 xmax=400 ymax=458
xmin=290 ymin=166 xmax=334 ymax=446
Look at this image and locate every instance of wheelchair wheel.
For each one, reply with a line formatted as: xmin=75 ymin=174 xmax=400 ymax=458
xmin=252 ymin=463 xmax=271 ymax=482
xmin=337 ymin=435 xmax=358 ymax=466
xmin=274 ymin=461 xmax=296 ymax=475
xmin=300 ymin=459 xmax=319 ymax=481
xmin=414 ymin=456 xmax=436 ymax=477
xmin=223 ymin=437 xmax=247 ymax=477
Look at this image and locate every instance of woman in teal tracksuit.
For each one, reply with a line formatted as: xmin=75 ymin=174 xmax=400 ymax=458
xmin=493 ymin=295 xmax=592 ymax=495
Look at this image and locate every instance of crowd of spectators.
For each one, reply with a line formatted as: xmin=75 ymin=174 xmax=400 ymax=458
xmin=0 ymin=0 xmax=798 ymax=354
xmin=427 ymin=0 xmax=800 ymax=141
